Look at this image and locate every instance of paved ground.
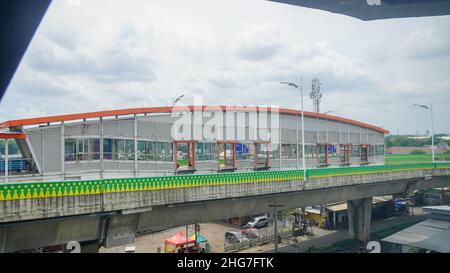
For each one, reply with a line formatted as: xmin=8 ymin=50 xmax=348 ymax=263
xmin=100 ymin=222 xmax=236 ymax=253
xmin=100 ymin=207 xmax=428 ymax=253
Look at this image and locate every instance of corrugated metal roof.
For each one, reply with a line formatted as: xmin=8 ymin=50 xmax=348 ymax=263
xmin=326 ymin=202 xmax=348 ymax=212
xmin=424 ymin=205 xmax=450 ymax=214
xmin=326 ymin=197 xmax=391 ymax=212
xmin=382 ymin=218 xmax=450 ymax=253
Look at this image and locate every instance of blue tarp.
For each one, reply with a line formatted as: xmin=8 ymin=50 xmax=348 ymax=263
xmin=395 ymin=201 xmax=407 ymax=210
xmin=189 ymin=234 xmax=207 ymax=243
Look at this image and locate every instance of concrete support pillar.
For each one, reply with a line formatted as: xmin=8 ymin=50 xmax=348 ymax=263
xmin=347 ymin=197 xmax=372 ymax=243
xmin=80 ymin=241 xmax=100 ymax=253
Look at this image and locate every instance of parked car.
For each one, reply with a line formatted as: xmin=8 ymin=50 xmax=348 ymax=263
xmin=224 ymin=231 xmax=248 ymax=244
xmin=241 ymin=216 xmax=273 ymax=229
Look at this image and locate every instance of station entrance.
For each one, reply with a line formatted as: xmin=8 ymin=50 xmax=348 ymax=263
xmin=254 ymin=142 xmax=270 ymax=170
xmin=217 ymin=141 xmax=237 ymax=172
xmin=360 ymin=144 xmax=369 ymax=164
xmin=174 ymin=140 xmax=197 ymax=174
xmin=339 ymin=144 xmax=351 ymax=165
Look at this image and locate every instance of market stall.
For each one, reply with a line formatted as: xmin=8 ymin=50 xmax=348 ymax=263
xmin=164 ymin=230 xmax=209 ymax=253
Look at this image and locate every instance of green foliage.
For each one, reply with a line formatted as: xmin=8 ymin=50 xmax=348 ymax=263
xmin=385 ymin=135 xmax=450 ymax=148
xmin=385 ymin=153 xmax=450 ymax=164
xmin=306 ymin=239 xmax=361 ymax=253
xmin=281 ymin=208 xmax=298 ymax=219
xmin=410 ymin=150 xmax=426 ymax=154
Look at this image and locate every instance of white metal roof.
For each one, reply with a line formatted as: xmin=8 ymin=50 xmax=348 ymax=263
xmin=382 ymin=218 xmax=450 ymax=253
xmin=326 ymin=197 xmax=391 ymax=212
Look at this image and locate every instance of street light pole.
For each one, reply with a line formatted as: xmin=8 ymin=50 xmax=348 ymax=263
xmin=280 ymin=80 xmax=307 ymax=182
xmin=300 ymin=79 xmax=306 ymax=183
xmin=413 ymin=103 xmax=435 ymax=163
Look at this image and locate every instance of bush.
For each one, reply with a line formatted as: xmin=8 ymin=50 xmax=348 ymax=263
xmin=410 ymin=150 xmax=426 ymax=154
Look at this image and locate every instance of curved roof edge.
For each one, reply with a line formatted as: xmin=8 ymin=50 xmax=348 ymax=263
xmin=0 ymin=132 xmax=27 ymax=139
xmin=0 ymin=105 xmax=389 ymax=134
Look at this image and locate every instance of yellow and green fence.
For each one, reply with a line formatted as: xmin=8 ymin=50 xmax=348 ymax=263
xmin=1 ymin=163 xmax=450 ymax=201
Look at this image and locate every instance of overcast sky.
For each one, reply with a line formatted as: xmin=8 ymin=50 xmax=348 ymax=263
xmin=1 ymin=0 xmax=450 ymax=134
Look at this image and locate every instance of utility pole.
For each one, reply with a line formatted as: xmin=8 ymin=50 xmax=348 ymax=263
xmin=269 ymin=201 xmax=285 ymax=253
xmin=309 ymin=78 xmax=322 ymax=113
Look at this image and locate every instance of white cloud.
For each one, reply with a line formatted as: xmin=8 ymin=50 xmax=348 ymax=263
xmin=15 ymin=102 xmax=48 ymax=119
xmin=1 ymin=0 xmax=450 ymax=135
xmin=401 ymin=26 xmax=450 ymax=60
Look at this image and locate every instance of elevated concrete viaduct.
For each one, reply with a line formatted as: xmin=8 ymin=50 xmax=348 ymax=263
xmin=1 ymin=168 xmax=449 ymax=253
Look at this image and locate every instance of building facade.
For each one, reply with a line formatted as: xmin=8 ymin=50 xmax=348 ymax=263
xmin=0 ymin=106 xmax=388 ymax=183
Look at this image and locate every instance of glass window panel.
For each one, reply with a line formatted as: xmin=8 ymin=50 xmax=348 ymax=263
xmin=5 ymin=140 xmax=21 ymax=157
xmin=126 ymin=140 xmax=135 ymax=160
xmin=83 ymin=139 xmax=88 ymax=159
xmin=147 ymin=141 xmax=155 ymax=160
xmin=211 ymin=143 xmax=218 ymax=161
xmin=64 ymin=138 xmax=76 ymax=161
xmin=297 ymin=144 xmax=303 ymax=158
xmin=0 ymin=140 xmax=4 ymax=158
xmin=115 ymin=139 xmax=125 ymax=160
xmin=88 ymin=139 xmax=100 ymax=160
xmin=157 ymin=142 xmax=164 ymax=161
xmin=204 ymin=143 xmax=211 ymax=154
xmin=270 ymin=144 xmax=280 ymax=159
xmin=138 ymin=141 xmax=146 ymax=160
xmin=103 ymin=138 xmax=112 ymax=160
xmin=203 ymin=143 xmax=211 ymax=161
xmin=165 ymin=142 xmax=173 ymax=161
xmin=282 ymin=144 xmax=297 ymax=159
xmin=196 ymin=143 xmax=204 ymax=161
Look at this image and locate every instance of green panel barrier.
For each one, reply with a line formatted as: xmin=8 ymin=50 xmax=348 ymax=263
xmin=1 ymin=162 xmax=450 ymax=201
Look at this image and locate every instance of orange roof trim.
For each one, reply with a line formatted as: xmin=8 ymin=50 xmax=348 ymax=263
xmin=0 ymin=132 xmax=27 ymax=139
xmin=0 ymin=105 xmax=389 ymax=134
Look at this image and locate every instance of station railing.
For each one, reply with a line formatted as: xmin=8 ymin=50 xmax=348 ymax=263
xmin=0 ymin=158 xmax=39 ymax=175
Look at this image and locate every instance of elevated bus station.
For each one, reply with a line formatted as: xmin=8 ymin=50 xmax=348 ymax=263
xmin=0 ymin=105 xmax=387 ymax=184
